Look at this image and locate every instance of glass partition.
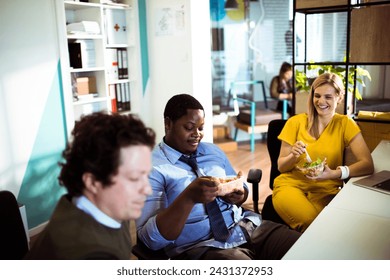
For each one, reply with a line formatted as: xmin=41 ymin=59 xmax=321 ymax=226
xmin=295 ymin=11 xmax=347 ymax=64
xmin=210 ymin=0 xmax=293 ymax=114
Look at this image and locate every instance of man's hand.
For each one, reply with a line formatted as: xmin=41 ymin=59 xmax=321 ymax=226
xmin=184 ymin=176 xmax=220 ymax=204
xmin=221 ymin=189 xmax=246 ymax=205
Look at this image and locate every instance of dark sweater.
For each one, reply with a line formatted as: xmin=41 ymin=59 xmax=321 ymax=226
xmin=25 ymin=195 xmax=132 ymax=260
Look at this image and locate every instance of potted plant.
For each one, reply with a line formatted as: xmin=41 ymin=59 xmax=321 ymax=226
xmin=294 ymin=59 xmax=371 ymax=114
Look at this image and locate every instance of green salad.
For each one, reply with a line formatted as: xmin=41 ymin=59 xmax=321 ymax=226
xmin=303 ymin=158 xmax=323 ymax=168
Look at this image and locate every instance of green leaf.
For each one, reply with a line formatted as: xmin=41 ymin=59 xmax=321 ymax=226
xmin=356 ymin=68 xmax=371 ymax=80
xmin=356 ymin=78 xmax=365 ymax=87
xmin=355 ymin=88 xmax=363 ymax=100
xmin=335 ymin=66 xmax=346 ymax=73
xmin=294 ymin=63 xmax=371 ymax=100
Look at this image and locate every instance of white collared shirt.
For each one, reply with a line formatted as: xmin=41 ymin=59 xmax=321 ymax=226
xmin=73 ymin=195 xmax=121 ymax=229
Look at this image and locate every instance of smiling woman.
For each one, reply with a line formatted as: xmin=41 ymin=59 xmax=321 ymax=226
xmin=272 ymin=73 xmax=374 ymax=233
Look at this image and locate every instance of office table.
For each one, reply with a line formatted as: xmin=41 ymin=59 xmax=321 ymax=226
xmin=283 ymin=140 xmax=390 ymax=259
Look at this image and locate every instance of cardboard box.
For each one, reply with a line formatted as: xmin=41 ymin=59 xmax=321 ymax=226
xmin=76 ymin=77 xmax=97 ymax=95
xmin=213 ymin=125 xmax=228 ymax=141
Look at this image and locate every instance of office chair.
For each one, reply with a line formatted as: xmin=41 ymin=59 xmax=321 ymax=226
xmin=260 ymin=119 xmax=288 ymax=225
xmin=131 ymin=169 xmax=262 ymax=260
xmin=132 ymin=237 xmax=169 ymax=260
xmin=229 ymin=80 xmax=287 ymax=152
xmin=0 ymin=190 xmax=29 ymax=259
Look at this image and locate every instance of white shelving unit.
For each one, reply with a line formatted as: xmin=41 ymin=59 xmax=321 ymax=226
xmin=55 ymin=0 xmax=142 ymax=136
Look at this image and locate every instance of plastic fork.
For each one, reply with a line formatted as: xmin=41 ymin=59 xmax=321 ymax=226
xmin=304 ymin=148 xmax=312 ymax=163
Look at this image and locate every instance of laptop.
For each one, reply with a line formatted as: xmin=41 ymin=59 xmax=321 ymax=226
xmin=353 ymin=170 xmax=390 ymax=194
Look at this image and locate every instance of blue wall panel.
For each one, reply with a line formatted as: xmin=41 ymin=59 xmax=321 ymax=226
xmin=18 ymin=61 xmax=67 ymax=228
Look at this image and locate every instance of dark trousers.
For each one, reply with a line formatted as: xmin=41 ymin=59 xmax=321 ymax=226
xmin=173 ymin=220 xmax=301 ymax=260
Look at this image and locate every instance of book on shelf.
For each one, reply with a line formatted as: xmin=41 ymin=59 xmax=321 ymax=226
xmin=115 ymin=83 xmax=122 ymax=111
xmin=68 ymin=42 xmax=82 ymax=68
xmin=106 ymin=48 xmax=119 ymax=81
xmin=106 ymin=48 xmax=129 ymax=81
xmin=121 ymin=48 xmax=128 ymax=79
xmin=117 ymin=48 xmax=128 ymax=79
xmin=76 ymin=40 xmax=96 ymax=68
xmin=109 ymin=84 xmax=117 ymax=113
xmin=124 ymin=82 xmax=131 ymax=110
xmin=120 ymin=82 xmax=131 ymax=111
xmin=121 ymin=83 xmax=126 ymax=110
xmin=117 ymin=48 xmax=123 ymax=79
xmin=68 ymin=40 xmax=96 ymax=68
xmin=111 ymin=82 xmax=131 ymax=112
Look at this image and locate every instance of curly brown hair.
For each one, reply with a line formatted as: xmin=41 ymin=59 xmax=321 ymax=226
xmin=58 ymin=112 xmax=155 ymax=196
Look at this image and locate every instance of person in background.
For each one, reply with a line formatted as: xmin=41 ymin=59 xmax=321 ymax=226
xmin=272 ymin=73 xmax=374 ymax=232
xmin=136 ymin=94 xmax=300 ymax=260
xmin=270 ymin=62 xmax=293 ymax=115
xmin=25 ymin=112 xmax=155 ymax=259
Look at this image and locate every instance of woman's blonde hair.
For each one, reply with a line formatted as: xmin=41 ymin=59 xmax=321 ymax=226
xmin=307 ymin=73 xmax=345 ymax=138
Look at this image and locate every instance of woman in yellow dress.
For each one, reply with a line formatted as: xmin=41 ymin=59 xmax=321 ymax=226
xmin=272 ymin=73 xmax=374 ymax=232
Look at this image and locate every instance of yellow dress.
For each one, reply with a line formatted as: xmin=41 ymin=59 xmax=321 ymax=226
xmin=272 ymin=113 xmax=361 ymax=232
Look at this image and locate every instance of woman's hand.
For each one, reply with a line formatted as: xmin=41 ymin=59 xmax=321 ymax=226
xmin=305 ymin=164 xmax=341 ymax=181
xmin=291 ymin=140 xmax=307 ymax=159
xmin=278 ymin=140 xmax=306 ymax=173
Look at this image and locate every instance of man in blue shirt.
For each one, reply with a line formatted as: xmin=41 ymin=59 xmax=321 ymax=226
xmin=136 ymin=94 xmax=300 ymax=259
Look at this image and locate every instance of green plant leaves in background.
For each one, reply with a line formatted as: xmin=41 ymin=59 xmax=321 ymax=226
xmin=295 ymin=59 xmax=371 ymax=100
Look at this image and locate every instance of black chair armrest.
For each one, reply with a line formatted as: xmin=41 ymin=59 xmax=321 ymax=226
xmin=247 ymin=168 xmax=262 ymax=183
xmin=247 ymin=168 xmax=262 ymax=213
xmin=132 ymin=238 xmax=169 ymax=260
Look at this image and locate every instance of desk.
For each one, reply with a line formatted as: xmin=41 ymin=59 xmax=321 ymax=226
xmin=283 ymin=140 xmax=390 ymax=259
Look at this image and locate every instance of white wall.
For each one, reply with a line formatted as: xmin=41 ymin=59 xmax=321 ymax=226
xmin=0 ymin=0 xmax=67 ymax=229
xmin=142 ymin=0 xmax=213 ymax=143
xmin=0 ymin=0 xmax=213 ymax=230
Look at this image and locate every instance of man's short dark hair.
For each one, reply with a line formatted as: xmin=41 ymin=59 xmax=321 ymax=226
xmin=58 ymin=112 xmax=155 ymax=196
xmin=163 ymin=94 xmax=204 ymax=122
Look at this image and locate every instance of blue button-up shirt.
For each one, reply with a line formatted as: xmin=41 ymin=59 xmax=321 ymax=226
xmin=136 ymin=140 xmax=262 ymax=258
